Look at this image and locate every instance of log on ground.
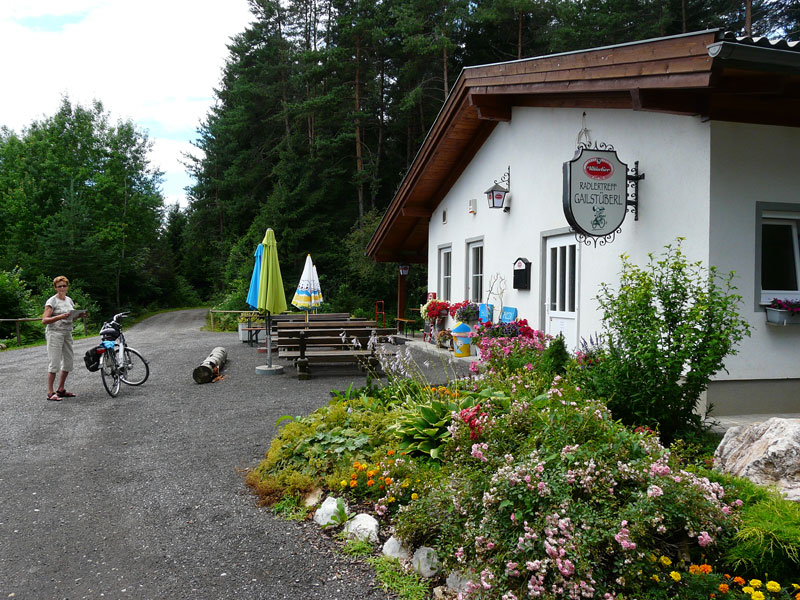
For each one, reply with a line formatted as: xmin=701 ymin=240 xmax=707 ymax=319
xmin=193 ymin=347 xmax=228 ymax=384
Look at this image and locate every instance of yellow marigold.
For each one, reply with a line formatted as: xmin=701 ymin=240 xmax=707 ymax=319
xmin=340 ymin=480 xmax=348 ymax=487
xmin=700 ymin=564 xmax=713 ymax=575
xmin=387 ymin=496 xmax=396 ymax=503
xmin=349 ymin=480 xmax=357 ymax=488
xmin=766 ymin=582 xmax=781 ymax=593
xmin=411 ymin=493 xmax=419 ymax=500
xmin=401 ymin=480 xmax=410 ymax=488
xmin=743 ymin=587 xmax=754 ymax=595
xmin=750 ymin=580 xmax=762 ymax=589
xmin=651 ymin=575 xmax=660 ymax=583
xmin=660 ymin=556 xmax=673 ymax=567
xmin=367 ymin=479 xmax=375 ymax=486
xmin=718 ymin=584 xmax=729 ymax=594
xmin=670 ymin=571 xmax=681 ymax=582
xmin=751 ymin=592 xmax=765 ymax=600
xmin=647 ymin=554 xmax=657 ymax=563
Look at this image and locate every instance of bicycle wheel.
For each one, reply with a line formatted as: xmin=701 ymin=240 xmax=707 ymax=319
xmin=100 ymin=353 xmax=121 ymax=397
xmin=120 ymin=347 xmax=149 ymax=386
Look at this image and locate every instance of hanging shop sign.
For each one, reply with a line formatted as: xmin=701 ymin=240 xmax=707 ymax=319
xmin=562 ymin=143 xmax=643 ymax=246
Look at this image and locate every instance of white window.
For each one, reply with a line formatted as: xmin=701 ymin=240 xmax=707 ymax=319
xmin=438 ymin=246 xmax=452 ymax=301
xmin=548 ymin=241 xmax=577 ymax=314
xmin=761 ymin=211 xmax=800 ymax=304
xmin=467 ymin=240 xmax=484 ymax=303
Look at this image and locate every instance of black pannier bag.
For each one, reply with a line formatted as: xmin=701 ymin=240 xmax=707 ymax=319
xmin=84 ymin=346 xmax=101 ymax=372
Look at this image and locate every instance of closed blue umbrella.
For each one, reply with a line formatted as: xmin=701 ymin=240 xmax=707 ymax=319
xmin=246 ymin=243 xmax=264 ymax=309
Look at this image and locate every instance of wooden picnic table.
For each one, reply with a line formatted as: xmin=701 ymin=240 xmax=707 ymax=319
xmin=270 ymin=320 xmax=397 ymax=379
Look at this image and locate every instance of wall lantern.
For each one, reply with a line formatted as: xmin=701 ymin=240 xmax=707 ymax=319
xmin=399 ymin=264 xmax=409 ymax=276
xmin=485 ymin=166 xmax=511 ymax=212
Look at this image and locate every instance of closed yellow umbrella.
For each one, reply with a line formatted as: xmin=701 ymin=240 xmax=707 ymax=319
xmin=256 ymin=229 xmax=286 ymax=375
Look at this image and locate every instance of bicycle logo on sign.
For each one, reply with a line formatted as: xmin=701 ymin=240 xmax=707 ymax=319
xmin=591 ymin=206 xmax=607 ymax=230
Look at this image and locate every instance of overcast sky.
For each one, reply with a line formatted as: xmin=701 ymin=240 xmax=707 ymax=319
xmin=0 ymin=0 xmax=254 ymax=208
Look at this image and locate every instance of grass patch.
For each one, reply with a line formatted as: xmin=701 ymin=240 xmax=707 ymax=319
xmin=271 ymin=495 xmax=311 ymax=522
xmin=366 ymin=556 xmax=429 ymax=600
xmin=339 ymin=536 xmax=375 ymax=557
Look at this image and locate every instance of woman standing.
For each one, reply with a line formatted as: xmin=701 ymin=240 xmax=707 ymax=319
xmin=42 ymin=276 xmax=84 ymax=401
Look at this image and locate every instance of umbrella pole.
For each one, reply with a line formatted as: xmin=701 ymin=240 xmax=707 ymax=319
xmin=267 ymin=312 xmax=272 ymax=367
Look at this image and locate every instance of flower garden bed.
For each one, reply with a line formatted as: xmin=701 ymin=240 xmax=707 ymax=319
xmin=246 ymin=327 xmax=800 ymax=599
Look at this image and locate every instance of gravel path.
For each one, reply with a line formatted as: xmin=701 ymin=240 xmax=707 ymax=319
xmin=0 ymin=310 xmax=394 ymax=600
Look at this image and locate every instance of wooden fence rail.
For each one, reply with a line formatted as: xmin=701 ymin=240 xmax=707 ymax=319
xmin=0 ymin=316 xmax=88 ymax=346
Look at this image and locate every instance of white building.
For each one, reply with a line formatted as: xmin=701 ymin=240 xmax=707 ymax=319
xmin=367 ymin=30 xmax=800 ymax=415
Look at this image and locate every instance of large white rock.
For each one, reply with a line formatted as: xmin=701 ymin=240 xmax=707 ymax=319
xmin=344 ymin=513 xmax=380 ymax=543
xmin=446 ymin=571 xmax=472 ymax=593
xmin=313 ymin=496 xmax=349 ymax=527
xmin=382 ymin=535 xmax=411 ymax=561
xmin=411 ymin=546 xmax=439 ymax=578
xmin=715 ymin=417 xmax=800 ymax=502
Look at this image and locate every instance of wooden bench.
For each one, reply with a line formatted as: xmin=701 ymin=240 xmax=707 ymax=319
xmin=271 ymin=321 xmax=398 ymax=379
xmin=395 ymin=317 xmax=416 ymax=337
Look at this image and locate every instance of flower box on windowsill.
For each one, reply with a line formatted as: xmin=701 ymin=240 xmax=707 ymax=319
xmin=765 ymin=307 xmax=800 ymax=326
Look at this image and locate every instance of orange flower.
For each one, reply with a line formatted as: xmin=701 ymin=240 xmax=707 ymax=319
xmin=689 ymin=565 xmax=701 ymax=575
xmin=367 ymin=470 xmax=376 ymax=478
xmin=387 ymin=449 xmax=395 ymax=456
xmin=700 ymin=564 xmax=712 ymax=575
xmin=384 ymin=477 xmax=393 ymax=485
xmin=718 ymin=584 xmax=729 ymax=594
xmin=350 ymin=473 xmax=358 ymax=480
xmin=367 ymin=479 xmax=375 ymax=486
xmin=349 ymin=480 xmax=357 ymax=488
xmin=733 ymin=577 xmax=746 ymax=586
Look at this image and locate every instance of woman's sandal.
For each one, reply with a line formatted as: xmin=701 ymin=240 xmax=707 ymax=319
xmin=56 ymin=389 xmax=76 ymax=398
xmin=47 ymin=392 xmax=62 ymax=402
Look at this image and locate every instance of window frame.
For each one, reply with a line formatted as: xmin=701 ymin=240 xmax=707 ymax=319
xmin=756 ymin=203 xmax=800 ymax=307
xmin=466 ymin=238 xmax=484 ymax=303
xmin=438 ymin=245 xmax=452 ymax=302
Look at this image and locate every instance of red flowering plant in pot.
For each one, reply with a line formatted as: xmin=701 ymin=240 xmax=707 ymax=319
xmin=421 ymin=299 xmax=450 ymax=321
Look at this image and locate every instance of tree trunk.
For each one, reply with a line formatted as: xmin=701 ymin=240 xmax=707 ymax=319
xmin=354 ymin=35 xmax=365 ymax=222
xmin=193 ymin=347 xmax=228 ymax=384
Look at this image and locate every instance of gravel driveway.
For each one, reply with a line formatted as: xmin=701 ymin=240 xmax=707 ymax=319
xmin=0 ymin=310 xmax=394 ymax=600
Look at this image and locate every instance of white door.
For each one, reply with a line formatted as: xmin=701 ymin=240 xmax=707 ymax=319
xmin=544 ymin=234 xmax=579 ymax=350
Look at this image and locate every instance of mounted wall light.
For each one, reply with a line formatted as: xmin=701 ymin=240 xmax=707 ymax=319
xmin=485 ymin=166 xmax=511 ymax=212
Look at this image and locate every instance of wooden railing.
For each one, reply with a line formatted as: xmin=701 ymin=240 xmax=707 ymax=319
xmin=0 ymin=315 xmax=89 ymax=346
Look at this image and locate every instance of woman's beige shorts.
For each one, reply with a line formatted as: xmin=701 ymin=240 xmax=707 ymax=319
xmin=46 ymin=329 xmax=74 ymax=373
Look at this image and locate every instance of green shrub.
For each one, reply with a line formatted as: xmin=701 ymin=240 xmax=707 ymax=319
xmin=577 ymin=240 xmax=751 ymax=444
xmin=723 ymin=494 xmax=800 ymax=580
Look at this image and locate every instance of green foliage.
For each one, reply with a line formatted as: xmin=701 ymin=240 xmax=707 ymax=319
xmin=0 ymin=98 xmax=186 ymax=317
xmin=575 ymin=240 xmax=751 ymax=444
xmin=340 ymin=536 xmax=375 ymax=557
xmin=537 ymin=333 xmax=571 ymax=377
xmin=390 ymin=390 xmax=476 ymax=460
xmin=0 ymin=268 xmax=36 ymax=339
xmin=723 ymin=495 xmax=800 ymax=581
xmin=366 ymin=556 xmax=430 ymax=600
xmin=271 ymin=495 xmax=311 ymax=521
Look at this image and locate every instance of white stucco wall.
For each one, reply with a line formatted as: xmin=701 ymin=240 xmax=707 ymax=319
xmin=428 ymin=106 xmax=711 ymax=347
xmin=709 ymin=121 xmax=800 ymax=380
